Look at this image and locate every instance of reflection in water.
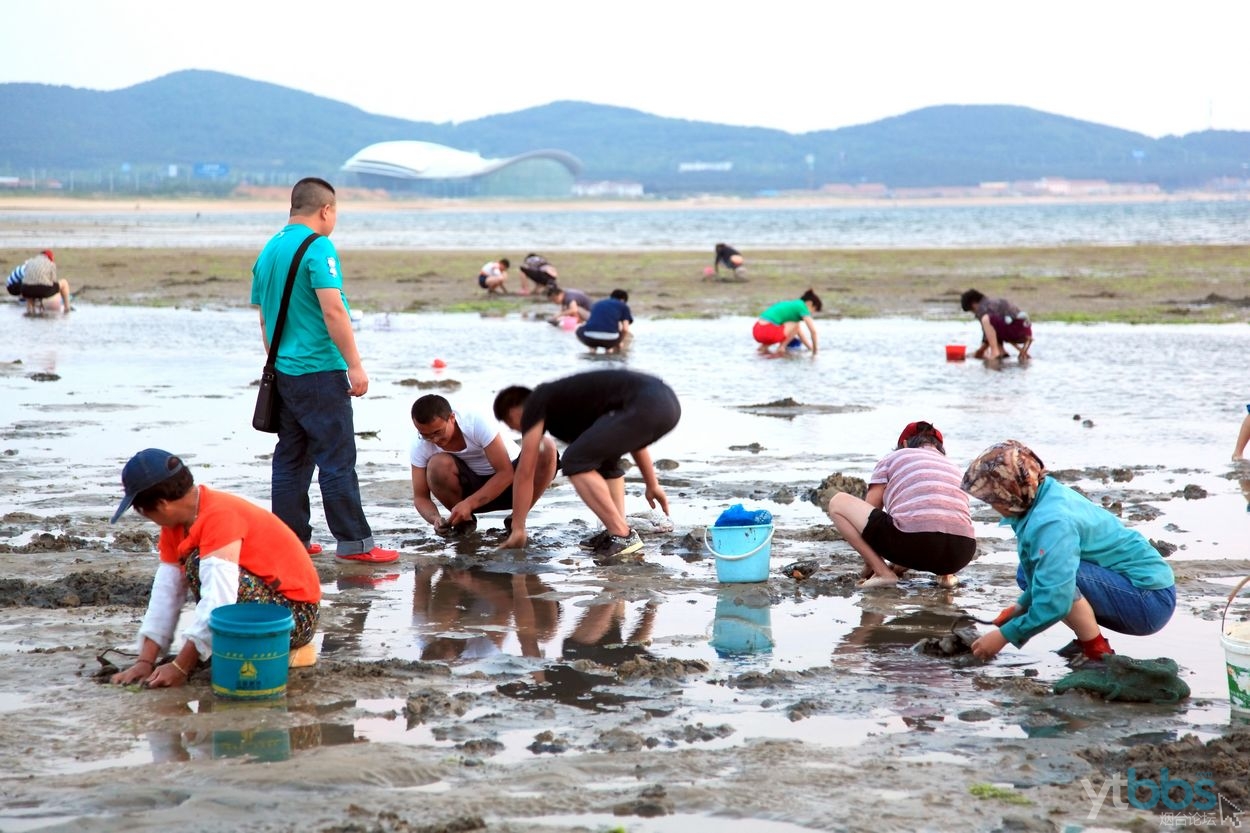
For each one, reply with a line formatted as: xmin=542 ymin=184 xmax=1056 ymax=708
xmin=320 ymin=572 xmax=402 ymax=657
xmin=147 ymin=718 xmax=358 ymax=764
xmin=413 ymin=564 xmax=560 ymax=662
xmin=709 ymin=589 xmax=774 ymax=657
xmin=498 ymin=600 xmax=657 ymax=711
xmin=1239 ymin=477 xmax=1250 ymax=512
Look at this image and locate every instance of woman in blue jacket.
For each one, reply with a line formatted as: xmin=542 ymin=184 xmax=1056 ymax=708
xmin=961 ymin=440 xmax=1175 ymax=663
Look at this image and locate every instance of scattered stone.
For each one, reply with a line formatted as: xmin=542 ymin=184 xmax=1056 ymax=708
xmin=807 ymin=472 xmax=868 ymax=511
xmin=1081 ymin=419 xmax=1095 ymax=428
xmin=771 ymin=485 xmax=796 ymax=504
xmin=395 ymin=378 xmax=462 ymax=390
xmin=728 ymin=443 xmax=764 ymax=453
xmin=653 ymin=458 xmax=680 ymax=470
xmin=112 ymin=528 xmax=157 ymax=552
xmin=1110 ymin=467 xmax=1134 ymax=482
xmin=592 ymin=728 xmax=646 ymax=753
xmin=1150 ymin=538 xmax=1178 ymax=558
xmin=781 ymin=560 xmax=819 ymax=581
xmin=959 ymin=708 xmax=993 ymax=722
xmin=1180 ymin=484 xmax=1208 ymax=500
xmin=28 ymin=372 xmax=60 ymax=382
xmin=404 ymin=688 xmax=469 ymax=726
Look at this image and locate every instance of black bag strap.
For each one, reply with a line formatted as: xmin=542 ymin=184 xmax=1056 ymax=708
xmin=264 ymin=232 xmax=321 ymax=368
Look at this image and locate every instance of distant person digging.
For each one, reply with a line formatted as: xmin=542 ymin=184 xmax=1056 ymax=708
xmin=752 ymin=289 xmax=821 ymax=356
xmin=708 ymin=243 xmax=746 ymax=281
xmin=520 ymin=253 xmax=559 ymax=294
xmin=960 ymin=289 xmax=1032 ymax=360
xmin=576 ymin=289 xmax=633 ymax=353
xmin=6 ymin=249 xmax=72 ymax=314
xmin=477 ymin=258 xmax=511 ymax=294
xmin=546 ymin=286 xmax=593 ymax=325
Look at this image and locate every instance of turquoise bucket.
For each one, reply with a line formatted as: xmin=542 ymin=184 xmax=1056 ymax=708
xmin=704 ymin=523 xmax=774 ymax=583
xmin=209 ymin=603 xmax=294 ymax=700
xmin=710 ymin=593 xmax=774 ymax=656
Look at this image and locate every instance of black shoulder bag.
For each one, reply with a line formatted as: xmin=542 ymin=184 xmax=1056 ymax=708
xmin=252 ymin=232 xmax=321 ymax=432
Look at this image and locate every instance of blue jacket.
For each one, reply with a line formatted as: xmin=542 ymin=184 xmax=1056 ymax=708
xmin=999 ymin=477 xmax=1173 ymax=647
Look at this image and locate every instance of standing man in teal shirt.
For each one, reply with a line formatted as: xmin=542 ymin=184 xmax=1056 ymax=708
xmin=250 ymin=177 xmax=397 ymax=564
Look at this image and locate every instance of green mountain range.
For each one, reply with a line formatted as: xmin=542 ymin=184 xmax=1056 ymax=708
xmin=2 ymin=69 xmax=1248 ymax=195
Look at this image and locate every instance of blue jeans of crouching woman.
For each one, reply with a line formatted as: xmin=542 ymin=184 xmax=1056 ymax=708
xmin=272 ymin=369 xmax=375 ymax=556
xmin=1016 ymin=562 xmax=1176 ymax=636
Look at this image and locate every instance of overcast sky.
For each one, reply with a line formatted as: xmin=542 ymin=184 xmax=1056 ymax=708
xmin=4 ymin=0 xmax=1247 ymax=138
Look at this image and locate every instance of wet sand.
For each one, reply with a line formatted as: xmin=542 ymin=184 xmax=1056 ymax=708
xmin=3 ymin=237 xmax=1250 ymax=830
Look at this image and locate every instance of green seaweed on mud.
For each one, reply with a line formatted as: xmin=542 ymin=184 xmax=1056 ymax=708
xmin=968 ymin=783 xmax=1032 ymax=805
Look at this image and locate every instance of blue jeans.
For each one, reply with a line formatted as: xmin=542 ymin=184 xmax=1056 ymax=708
xmin=273 ymin=369 xmax=374 ymax=556
xmin=1016 ymin=562 xmax=1175 ymax=636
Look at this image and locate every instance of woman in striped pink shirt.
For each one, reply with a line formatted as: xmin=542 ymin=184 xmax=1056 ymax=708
xmin=828 ymin=421 xmax=976 ymax=589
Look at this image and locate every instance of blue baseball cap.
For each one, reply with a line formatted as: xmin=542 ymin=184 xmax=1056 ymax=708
xmin=111 ymin=448 xmax=184 ymax=523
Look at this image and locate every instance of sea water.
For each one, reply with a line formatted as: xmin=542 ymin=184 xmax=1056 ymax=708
xmin=2 ymin=198 xmax=1250 ymax=249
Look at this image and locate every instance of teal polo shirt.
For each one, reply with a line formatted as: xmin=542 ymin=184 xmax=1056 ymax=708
xmin=250 ymin=223 xmax=351 ymax=376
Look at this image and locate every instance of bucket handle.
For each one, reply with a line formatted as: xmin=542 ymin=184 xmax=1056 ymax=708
xmin=703 ymin=526 xmax=775 ymax=561
xmin=1222 ymin=575 xmax=1250 ymax=634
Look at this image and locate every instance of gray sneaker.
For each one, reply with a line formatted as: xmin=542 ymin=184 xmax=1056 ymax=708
xmin=579 ymin=528 xmax=611 ymax=550
xmin=593 ymin=528 xmax=643 ymax=560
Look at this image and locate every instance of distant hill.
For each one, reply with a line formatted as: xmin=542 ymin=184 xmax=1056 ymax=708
xmin=2 ymin=69 xmax=1248 ymax=194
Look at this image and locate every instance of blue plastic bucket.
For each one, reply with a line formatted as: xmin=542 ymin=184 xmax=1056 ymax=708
xmin=209 ymin=603 xmax=294 ymax=700
xmin=704 ymin=523 xmax=774 ymax=583
xmin=710 ymin=593 xmax=774 ymax=656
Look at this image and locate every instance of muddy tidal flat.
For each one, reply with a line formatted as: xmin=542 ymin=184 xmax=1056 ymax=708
xmin=2 ymin=224 xmax=1250 ymax=832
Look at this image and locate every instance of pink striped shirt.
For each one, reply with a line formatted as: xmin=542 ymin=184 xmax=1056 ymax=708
xmin=870 ymin=447 xmax=974 ymax=537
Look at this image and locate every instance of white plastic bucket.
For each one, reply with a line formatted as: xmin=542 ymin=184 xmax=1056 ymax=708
xmin=703 ymin=523 xmax=774 ymax=583
xmin=1221 ymin=575 xmax=1250 ymax=716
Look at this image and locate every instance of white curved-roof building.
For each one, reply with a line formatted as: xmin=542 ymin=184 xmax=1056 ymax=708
xmin=341 ymin=141 xmax=582 ymax=197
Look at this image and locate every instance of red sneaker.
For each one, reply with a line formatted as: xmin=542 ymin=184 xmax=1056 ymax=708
xmin=305 ymin=542 xmax=323 ymax=556
xmin=336 ymin=546 xmax=399 ymax=564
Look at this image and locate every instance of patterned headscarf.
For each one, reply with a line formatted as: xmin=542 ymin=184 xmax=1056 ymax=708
xmin=961 ymin=440 xmax=1047 ymax=515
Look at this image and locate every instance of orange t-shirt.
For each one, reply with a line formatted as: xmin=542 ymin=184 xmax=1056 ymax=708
xmin=157 ymin=486 xmax=322 ymax=603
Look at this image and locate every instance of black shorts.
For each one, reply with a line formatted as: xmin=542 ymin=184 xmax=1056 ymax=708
xmin=452 ymin=455 xmax=516 ymax=514
xmin=20 ymin=283 xmax=59 ymax=300
xmin=575 ymin=326 xmax=621 ymax=350
xmin=861 ymin=509 xmax=976 ymax=575
xmin=520 ymin=266 xmax=556 ymax=287
xmin=560 ymin=382 xmax=681 ymax=480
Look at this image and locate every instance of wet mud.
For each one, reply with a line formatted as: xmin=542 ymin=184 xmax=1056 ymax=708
xmin=4 ymin=309 xmax=1250 ymax=831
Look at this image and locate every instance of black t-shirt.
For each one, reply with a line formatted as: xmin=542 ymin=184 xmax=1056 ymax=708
xmin=521 ymin=369 xmax=663 ymax=442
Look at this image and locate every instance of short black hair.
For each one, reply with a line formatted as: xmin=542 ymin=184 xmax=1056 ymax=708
xmin=610 ymin=288 xmax=629 ymax=302
xmin=290 ymin=177 xmax=335 ymax=216
xmin=493 ymin=386 xmax=532 ymax=422
xmin=131 ymin=457 xmax=194 ymax=513
xmin=960 ymin=289 xmax=985 ymax=312
xmin=499 ymin=258 xmax=511 ymax=269
xmin=800 ymin=288 xmax=823 ymax=312
xmin=412 ymin=394 xmax=452 ymax=424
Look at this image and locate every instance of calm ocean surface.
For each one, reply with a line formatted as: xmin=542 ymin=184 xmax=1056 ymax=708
xmin=3 ymin=198 xmax=1250 ymax=250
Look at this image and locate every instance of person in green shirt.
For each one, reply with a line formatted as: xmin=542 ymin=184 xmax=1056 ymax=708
xmin=752 ymin=289 xmax=821 ymax=355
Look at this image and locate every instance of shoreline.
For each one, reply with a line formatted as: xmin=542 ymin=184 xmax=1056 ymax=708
xmin=1 ymin=189 xmax=1248 ymax=216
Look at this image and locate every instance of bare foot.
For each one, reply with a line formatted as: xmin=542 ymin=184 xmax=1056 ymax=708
xmin=858 ymin=575 xmax=898 ymax=589
xmin=937 ymin=574 xmax=959 ymax=589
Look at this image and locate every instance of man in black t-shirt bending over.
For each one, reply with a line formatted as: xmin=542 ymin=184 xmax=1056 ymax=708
xmin=493 ymin=370 xmax=681 ymax=560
